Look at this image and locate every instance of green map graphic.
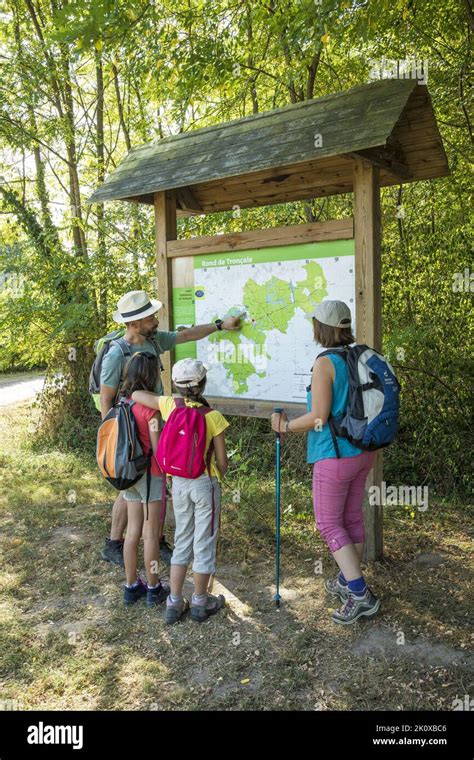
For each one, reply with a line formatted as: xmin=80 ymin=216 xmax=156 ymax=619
xmin=207 ymin=261 xmax=327 ymax=393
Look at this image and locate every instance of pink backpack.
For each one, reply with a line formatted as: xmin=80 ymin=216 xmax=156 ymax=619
xmin=157 ymin=398 xmax=218 ymax=534
xmin=156 ymin=397 xmax=214 ymax=479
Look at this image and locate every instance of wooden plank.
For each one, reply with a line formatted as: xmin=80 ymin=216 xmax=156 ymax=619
xmin=192 ymin=154 xmax=352 ymax=192
xmin=194 ymin=178 xmax=354 ymax=210
xmin=195 ymin=166 xmax=354 ymax=205
xmin=401 ymin=139 xmax=445 ymax=154
xmin=399 ymin=163 xmax=449 ymax=179
xmin=380 ymin=163 xmax=449 ymax=186
xmin=349 ymin=147 xmax=412 ymax=181
xmin=199 ymin=183 xmax=353 ymax=212
xmin=120 ymin=158 xmax=448 ymax=210
xmin=393 ymin=112 xmax=437 ymax=130
xmin=175 ymin=186 xmax=203 ymax=214
xmin=167 ymin=218 xmax=353 ymax=258
xmin=353 ymin=157 xmax=383 ymax=562
xmin=187 ymin=159 xmax=354 ymax=206
xmin=130 ymin=181 xmax=356 ymax=212
xmin=171 ymin=256 xmax=194 ymax=290
xmin=154 ymin=190 xmax=177 ymax=394
xmin=204 ymin=397 xmax=306 ymax=419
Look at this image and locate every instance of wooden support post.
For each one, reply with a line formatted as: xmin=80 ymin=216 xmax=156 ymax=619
xmin=154 ymin=190 xmax=177 ymax=394
xmin=353 ymin=158 xmax=383 ymax=561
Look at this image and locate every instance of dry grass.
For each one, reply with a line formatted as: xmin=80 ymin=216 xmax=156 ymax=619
xmin=0 ymin=401 xmax=472 ymax=711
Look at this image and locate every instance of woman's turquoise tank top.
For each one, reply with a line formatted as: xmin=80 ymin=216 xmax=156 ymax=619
xmin=306 ymin=352 xmax=363 ymax=463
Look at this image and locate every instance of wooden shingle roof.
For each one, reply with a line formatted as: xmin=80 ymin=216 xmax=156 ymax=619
xmin=88 ymin=79 xmax=449 ymax=214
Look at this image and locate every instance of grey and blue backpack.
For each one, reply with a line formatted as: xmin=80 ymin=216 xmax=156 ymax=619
xmin=319 ymin=344 xmax=401 ymax=458
xmin=89 ymin=329 xmax=164 ymax=411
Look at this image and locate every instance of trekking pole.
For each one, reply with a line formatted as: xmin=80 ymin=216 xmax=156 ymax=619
xmin=273 ymin=407 xmax=284 ymax=609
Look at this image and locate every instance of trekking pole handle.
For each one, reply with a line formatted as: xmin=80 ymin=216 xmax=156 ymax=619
xmin=273 ymin=407 xmax=284 ymax=438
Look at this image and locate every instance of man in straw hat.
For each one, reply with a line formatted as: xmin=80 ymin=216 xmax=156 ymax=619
xmin=100 ymin=290 xmax=243 ymax=568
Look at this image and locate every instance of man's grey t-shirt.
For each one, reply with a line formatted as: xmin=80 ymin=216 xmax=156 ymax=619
xmin=100 ymin=331 xmax=177 ymax=394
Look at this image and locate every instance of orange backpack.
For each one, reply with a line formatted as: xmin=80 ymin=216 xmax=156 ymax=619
xmin=97 ymin=399 xmax=153 ymax=513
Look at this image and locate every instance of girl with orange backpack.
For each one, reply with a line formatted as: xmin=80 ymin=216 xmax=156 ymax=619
xmin=118 ymin=353 xmax=170 ymax=607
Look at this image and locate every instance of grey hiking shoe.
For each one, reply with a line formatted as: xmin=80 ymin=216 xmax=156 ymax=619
xmin=165 ymin=596 xmax=190 ymax=625
xmin=101 ymin=539 xmax=125 ymax=567
xmin=324 ymin=575 xmax=349 ymax=602
xmin=331 ymin=588 xmax=380 ymax=625
xmin=191 ymin=593 xmax=225 ymax=623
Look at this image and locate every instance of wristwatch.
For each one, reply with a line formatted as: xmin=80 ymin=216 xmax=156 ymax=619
xmin=215 ymin=319 xmax=224 ymax=331
xmin=285 ymin=419 xmax=291 ymax=433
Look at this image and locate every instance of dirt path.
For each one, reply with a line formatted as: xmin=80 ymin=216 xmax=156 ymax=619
xmin=0 ymin=372 xmax=45 ymax=407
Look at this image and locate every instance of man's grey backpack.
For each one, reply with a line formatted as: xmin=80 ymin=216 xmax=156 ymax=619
xmin=89 ymin=329 xmax=165 ymax=412
xmin=318 ymin=344 xmax=401 ymax=458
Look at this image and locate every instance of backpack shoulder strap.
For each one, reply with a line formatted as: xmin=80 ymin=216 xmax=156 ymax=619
xmin=316 ymin=348 xmax=352 ymax=460
xmin=318 ymin=346 xmax=350 ymax=362
xmin=110 ymin=337 xmax=132 ymax=357
xmin=150 ymin=334 xmax=163 ymax=353
xmin=174 ymin=397 xmax=185 ymax=408
xmin=196 ymin=405 xmax=212 ymax=416
xmin=94 ymin=328 xmax=125 ymax=354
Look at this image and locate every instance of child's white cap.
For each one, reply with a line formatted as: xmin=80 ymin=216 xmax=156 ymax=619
xmin=172 ymin=358 xmax=208 ymax=387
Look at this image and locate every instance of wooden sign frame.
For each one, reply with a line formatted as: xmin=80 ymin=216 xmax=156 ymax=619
xmin=156 ymin=211 xmax=354 ymax=414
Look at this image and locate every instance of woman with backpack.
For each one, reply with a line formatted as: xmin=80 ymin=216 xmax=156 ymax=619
xmin=119 ymin=352 xmax=170 ymax=607
xmin=132 ymin=358 xmax=229 ymax=625
xmin=271 ymin=300 xmax=381 ymax=625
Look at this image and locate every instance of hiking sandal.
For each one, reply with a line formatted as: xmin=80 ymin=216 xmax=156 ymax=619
xmin=191 ymin=593 xmax=225 ymax=623
xmin=165 ymin=597 xmax=190 ymax=625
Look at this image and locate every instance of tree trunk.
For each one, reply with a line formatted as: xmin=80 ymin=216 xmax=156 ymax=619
xmin=96 ymin=52 xmax=107 ymax=329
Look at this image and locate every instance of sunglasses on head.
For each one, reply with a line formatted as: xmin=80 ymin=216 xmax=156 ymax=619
xmin=129 ymin=351 xmax=156 ymax=360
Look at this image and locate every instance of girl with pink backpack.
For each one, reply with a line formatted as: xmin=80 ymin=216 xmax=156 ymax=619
xmin=132 ymin=359 xmax=229 ymax=624
xmin=118 ymin=353 xmax=170 ymax=607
